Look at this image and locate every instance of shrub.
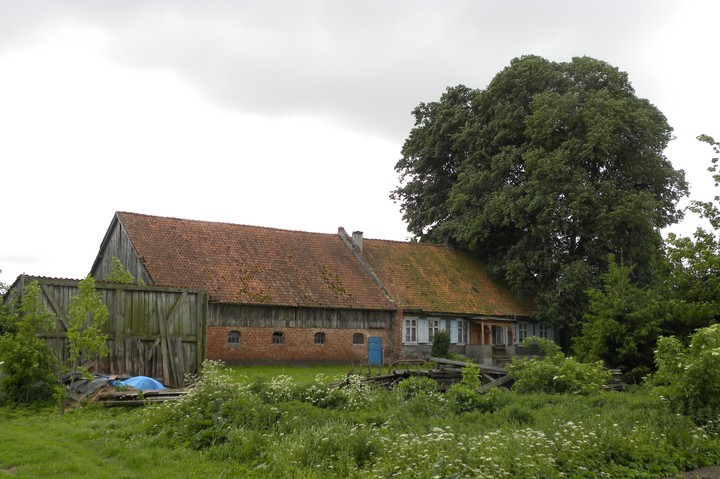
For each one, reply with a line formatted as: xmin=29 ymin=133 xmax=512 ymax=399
xmin=0 ymin=281 xmax=58 ymax=404
xmin=395 ymin=375 xmax=438 ymax=400
xmin=445 ymin=383 xmax=483 ymax=413
xmin=650 ymin=324 xmax=720 ymax=423
xmin=431 ymin=330 xmax=450 ymax=358
xmin=507 ymin=337 xmax=610 ymax=394
xmin=138 ymin=360 xmax=251 ymax=447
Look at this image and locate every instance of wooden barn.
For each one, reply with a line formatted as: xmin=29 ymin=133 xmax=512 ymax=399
xmin=90 ymin=212 xmax=396 ymax=365
xmin=88 ymin=212 xmax=550 ymax=365
xmin=7 ymin=275 xmax=206 ymax=387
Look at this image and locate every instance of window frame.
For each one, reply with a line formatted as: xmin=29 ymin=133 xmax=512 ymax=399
xmin=272 ymin=331 xmax=285 ymax=344
xmin=404 ymin=318 xmax=417 ymax=344
xmin=517 ymin=322 xmax=529 ymax=343
xmin=227 ymin=330 xmax=241 ymax=345
xmin=539 ymin=324 xmax=550 ymax=339
xmin=314 ymin=332 xmax=326 ymax=345
xmin=352 ymin=333 xmax=364 ymax=345
xmin=428 ymin=318 xmax=440 ymax=343
xmin=491 ymin=325 xmax=505 ymax=345
xmin=456 ymin=319 xmax=468 ymax=345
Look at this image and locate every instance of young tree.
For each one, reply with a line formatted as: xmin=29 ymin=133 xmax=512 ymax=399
xmin=392 ymin=56 xmax=688 ymax=334
xmin=67 ymin=275 xmax=109 ymax=372
xmin=573 ymin=255 xmax=662 ymax=382
xmin=0 ymin=281 xmax=58 ymax=404
xmin=104 ymin=256 xmax=136 ymax=284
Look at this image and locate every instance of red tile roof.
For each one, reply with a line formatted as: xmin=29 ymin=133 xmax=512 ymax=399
xmin=116 ymin=212 xmax=394 ymax=310
xmin=362 ymin=239 xmax=534 ymax=317
xmin=114 ymin=212 xmax=533 ymax=317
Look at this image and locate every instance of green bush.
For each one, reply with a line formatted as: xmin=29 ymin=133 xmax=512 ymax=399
xmin=0 ymin=281 xmax=58 ymax=405
xmin=394 ymin=375 xmax=438 ymax=400
xmin=650 ymin=324 xmax=720 ymax=423
xmin=431 ymin=330 xmax=450 ymax=358
xmin=445 ymin=383 xmax=483 ymax=413
xmin=507 ymin=337 xmax=611 ymax=394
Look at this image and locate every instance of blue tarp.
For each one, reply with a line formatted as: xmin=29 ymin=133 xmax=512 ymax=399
xmin=111 ymin=376 xmax=165 ymax=390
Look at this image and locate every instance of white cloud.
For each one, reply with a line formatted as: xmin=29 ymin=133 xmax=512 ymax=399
xmin=1 ymin=0 xmax=719 ymax=285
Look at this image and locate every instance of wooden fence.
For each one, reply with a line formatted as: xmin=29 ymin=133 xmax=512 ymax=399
xmin=10 ymin=276 xmax=207 ymax=388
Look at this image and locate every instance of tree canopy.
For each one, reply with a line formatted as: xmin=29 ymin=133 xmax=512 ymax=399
xmin=392 ymin=55 xmax=688 ymax=331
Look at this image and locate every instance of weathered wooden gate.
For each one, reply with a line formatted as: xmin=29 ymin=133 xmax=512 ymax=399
xmin=11 ymin=276 xmax=207 ymax=388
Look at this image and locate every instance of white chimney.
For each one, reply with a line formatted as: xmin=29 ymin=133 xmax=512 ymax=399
xmin=352 ymin=231 xmax=364 ymax=254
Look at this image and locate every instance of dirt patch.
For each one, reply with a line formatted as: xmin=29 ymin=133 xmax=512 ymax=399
xmin=664 ymin=465 xmax=720 ymax=479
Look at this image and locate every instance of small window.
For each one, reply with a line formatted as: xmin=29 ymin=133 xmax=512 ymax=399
xmin=517 ymin=323 xmax=529 ymax=343
xmin=353 ymin=333 xmax=364 ymax=345
xmin=539 ymin=324 xmax=550 ymax=339
xmin=404 ymin=318 xmax=417 ymax=343
xmin=272 ymin=331 xmax=284 ymax=344
xmin=227 ymin=330 xmax=240 ymax=345
xmin=428 ymin=319 xmax=440 ymax=343
xmin=491 ymin=325 xmax=505 ymax=345
xmin=457 ymin=319 xmax=468 ymax=345
xmin=314 ymin=332 xmax=326 ymax=344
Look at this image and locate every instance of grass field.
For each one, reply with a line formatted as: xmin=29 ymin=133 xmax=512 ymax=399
xmin=2 ymin=364 xmax=720 ymax=478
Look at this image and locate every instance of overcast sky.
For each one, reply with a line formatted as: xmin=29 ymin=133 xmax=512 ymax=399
xmin=1 ymin=1 xmax=718 ymax=286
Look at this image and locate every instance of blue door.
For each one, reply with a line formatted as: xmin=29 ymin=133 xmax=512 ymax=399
xmin=368 ymin=337 xmax=383 ymax=366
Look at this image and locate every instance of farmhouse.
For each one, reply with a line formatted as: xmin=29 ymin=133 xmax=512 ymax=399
xmin=88 ymin=212 xmax=551 ymax=366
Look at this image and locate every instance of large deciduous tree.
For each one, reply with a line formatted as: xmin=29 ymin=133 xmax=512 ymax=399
xmin=392 ymin=55 xmax=688 ymax=333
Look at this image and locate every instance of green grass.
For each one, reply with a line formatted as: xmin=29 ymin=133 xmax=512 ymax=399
xmin=221 ymin=363 xmax=363 ymax=385
xmin=3 ymin=364 xmax=720 ymax=478
xmin=0 ymin=407 xmax=234 ymax=478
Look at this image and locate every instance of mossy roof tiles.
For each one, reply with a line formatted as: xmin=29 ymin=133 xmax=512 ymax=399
xmin=362 ymin=239 xmax=534 ymax=317
xmin=115 ymin=212 xmax=533 ymax=317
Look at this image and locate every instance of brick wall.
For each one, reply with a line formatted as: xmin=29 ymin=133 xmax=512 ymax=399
xmin=207 ymin=325 xmax=392 ymax=365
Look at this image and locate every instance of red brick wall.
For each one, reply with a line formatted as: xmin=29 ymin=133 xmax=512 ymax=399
xmin=207 ymin=325 xmax=392 ymax=365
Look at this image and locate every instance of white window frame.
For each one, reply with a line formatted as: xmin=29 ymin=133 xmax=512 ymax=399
xmin=517 ymin=322 xmax=528 ymax=343
xmin=539 ymin=323 xmax=552 ymax=340
xmin=404 ymin=318 xmax=418 ymax=344
xmin=428 ymin=318 xmax=440 ymax=343
xmin=456 ymin=319 xmax=468 ymax=345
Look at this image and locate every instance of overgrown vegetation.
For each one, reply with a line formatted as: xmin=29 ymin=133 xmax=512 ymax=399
xmin=0 ymin=281 xmax=58 ymax=404
xmin=66 ymin=275 xmax=109 ymax=373
xmin=103 ymin=256 xmax=136 ymax=284
xmin=507 ymin=337 xmax=610 ymax=395
xmin=649 ymin=324 xmax=720 ymax=424
xmin=4 ymin=363 xmax=718 ymax=478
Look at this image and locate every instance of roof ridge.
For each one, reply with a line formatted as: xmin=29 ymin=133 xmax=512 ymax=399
xmin=117 ymin=211 xmax=339 ymax=237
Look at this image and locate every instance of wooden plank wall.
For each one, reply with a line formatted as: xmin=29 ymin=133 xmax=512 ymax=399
xmin=209 ymin=303 xmax=395 ymax=329
xmin=90 ymin=218 xmax=153 ymax=285
xmin=13 ymin=276 xmax=207 ymax=388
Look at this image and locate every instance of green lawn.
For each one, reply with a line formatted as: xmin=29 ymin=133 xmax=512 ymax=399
xmin=222 ymin=363 xmax=363 ymax=385
xmin=2 ymin=364 xmax=720 ymax=478
xmin=0 ymin=408 xmax=231 ymax=479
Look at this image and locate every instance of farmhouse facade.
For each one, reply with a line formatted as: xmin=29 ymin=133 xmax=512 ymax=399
xmin=90 ymin=212 xmax=551 ymax=365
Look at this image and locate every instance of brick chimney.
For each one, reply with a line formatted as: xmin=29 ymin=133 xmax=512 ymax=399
xmin=352 ymin=231 xmax=363 ymax=254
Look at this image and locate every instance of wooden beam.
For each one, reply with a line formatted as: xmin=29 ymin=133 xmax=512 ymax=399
xmin=40 ymin=283 xmax=69 ymax=331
